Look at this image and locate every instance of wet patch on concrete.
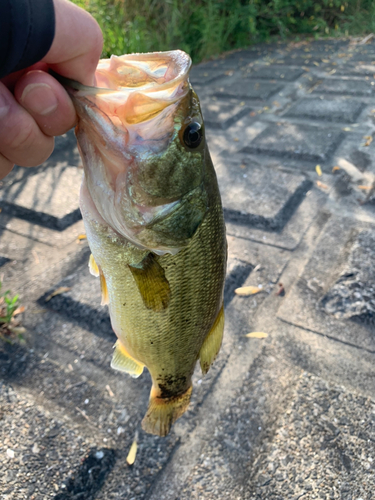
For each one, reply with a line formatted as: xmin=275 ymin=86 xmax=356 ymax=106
xmin=277 ymin=217 xmax=375 ymax=352
xmin=322 ymin=229 xmax=375 ymax=322
xmin=54 ymin=448 xmax=116 ymax=500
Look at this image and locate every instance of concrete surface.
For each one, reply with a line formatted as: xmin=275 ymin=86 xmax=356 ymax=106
xmin=1 ymin=37 xmax=375 ymax=500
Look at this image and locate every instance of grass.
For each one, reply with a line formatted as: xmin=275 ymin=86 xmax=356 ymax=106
xmin=0 ymin=282 xmax=25 ymax=343
xmin=72 ymin=0 xmax=375 ymax=63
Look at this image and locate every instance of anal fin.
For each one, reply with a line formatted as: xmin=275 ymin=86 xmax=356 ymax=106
xmin=111 ymin=340 xmax=144 ymax=378
xmin=199 ymin=305 xmax=224 ymax=375
xmin=128 ymin=253 xmax=170 ymax=312
xmin=142 ymin=385 xmax=192 ymax=437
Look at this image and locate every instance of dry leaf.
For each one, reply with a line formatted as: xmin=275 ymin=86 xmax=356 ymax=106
xmin=313 ymin=61 xmax=320 ymax=66
xmin=332 ymin=166 xmax=340 ymax=172
xmin=316 ymin=180 xmax=329 ymax=189
xmin=315 ymin=165 xmax=322 ymax=176
xmin=45 ymin=287 xmax=71 ymax=302
xmin=363 ymin=135 xmax=373 ymax=146
xmin=343 ymin=127 xmax=351 ymax=131
xmin=126 ymin=435 xmax=138 ymax=465
xmin=245 ymin=332 xmax=269 ymax=339
xmin=12 ymin=306 xmax=25 ymax=317
xmin=76 ymin=234 xmax=87 ymax=243
xmin=321 ymin=59 xmax=330 ymax=63
xmin=235 ymin=286 xmax=262 ymax=296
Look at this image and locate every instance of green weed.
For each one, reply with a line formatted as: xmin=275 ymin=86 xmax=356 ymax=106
xmin=72 ymin=0 xmax=375 ymax=63
xmin=0 ymin=282 xmax=25 ymax=343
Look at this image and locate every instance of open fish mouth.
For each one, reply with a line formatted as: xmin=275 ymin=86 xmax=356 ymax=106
xmin=74 ymin=50 xmax=192 ymax=127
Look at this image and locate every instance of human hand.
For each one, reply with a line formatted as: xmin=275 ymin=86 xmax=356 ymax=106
xmin=0 ymin=0 xmax=103 ymax=179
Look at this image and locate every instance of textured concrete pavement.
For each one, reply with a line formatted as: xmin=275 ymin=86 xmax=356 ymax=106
xmin=1 ymin=37 xmax=375 ymax=499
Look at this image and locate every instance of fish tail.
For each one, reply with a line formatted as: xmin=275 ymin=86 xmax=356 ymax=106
xmin=141 ymin=385 xmax=192 ymax=437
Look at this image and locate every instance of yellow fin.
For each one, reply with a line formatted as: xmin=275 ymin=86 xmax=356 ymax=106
xmin=89 ymin=254 xmax=100 ymax=277
xmin=141 ymin=385 xmax=192 ymax=437
xmin=99 ymin=271 xmax=109 ymax=306
xmin=199 ymin=305 xmax=224 ymax=375
xmin=111 ymin=341 xmax=144 ymax=378
xmin=128 ymin=253 xmax=170 ymax=312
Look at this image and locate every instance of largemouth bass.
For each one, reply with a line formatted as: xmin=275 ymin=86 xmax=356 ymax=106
xmin=58 ymin=50 xmax=227 ymax=436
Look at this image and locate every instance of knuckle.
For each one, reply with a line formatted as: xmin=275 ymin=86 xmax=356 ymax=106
xmin=5 ymin=119 xmax=37 ymax=151
xmin=2 ymin=116 xmax=54 ymax=166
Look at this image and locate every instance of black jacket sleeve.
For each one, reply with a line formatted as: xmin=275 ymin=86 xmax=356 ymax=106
xmin=0 ymin=0 xmax=55 ymax=79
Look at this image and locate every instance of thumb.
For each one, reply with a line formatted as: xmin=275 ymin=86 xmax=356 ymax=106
xmin=42 ymin=0 xmax=103 ymax=86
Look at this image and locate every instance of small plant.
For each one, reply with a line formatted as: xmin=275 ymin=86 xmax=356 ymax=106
xmin=0 ymin=282 xmax=25 ymax=343
xmin=72 ymin=0 xmax=375 ymax=63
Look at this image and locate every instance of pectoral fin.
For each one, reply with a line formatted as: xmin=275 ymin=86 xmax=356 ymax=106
xmin=89 ymin=254 xmax=100 ymax=277
xmin=100 ymin=272 xmax=109 ymax=306
xmin=199 ymin=305 xmax=225 ymax=375
xmin=128 ymin=253 xmax=170 ymax=312
xmin=88 ymin=254 xmax=109 ymax=305
xmin=111 ymin=340 xmax=144 ymax=378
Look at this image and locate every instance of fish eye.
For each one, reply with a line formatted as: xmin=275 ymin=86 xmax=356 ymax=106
xmin=183 ymin=122 xmax=203 ymax=149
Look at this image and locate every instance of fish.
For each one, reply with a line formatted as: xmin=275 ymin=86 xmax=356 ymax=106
xmin=55 ymin=50 xmax=227 ymax=436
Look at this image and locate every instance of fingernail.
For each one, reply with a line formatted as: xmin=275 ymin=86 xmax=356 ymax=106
xmin=0 ymin=93 xmax=10 ymax=119
xmin=21 ymin=83 xmax=58 ymax=116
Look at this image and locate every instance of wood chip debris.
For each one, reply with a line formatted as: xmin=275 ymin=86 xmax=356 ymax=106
xmin=126 ymin=433 xmax=138 ymax=465
xmin=235 ymin=285 xmax=262 ymax=296
xmin=315 ymin=165 xmax=322 ymax=176
xmin=76 ymin=406 xmax=91 ymax=422
xmin=245 ymin=332 xmax=269 ymax=339
xmin=332 ymin=166 xmax=340 ymax=172
xmin=32 ymin=249 xmax=40 ymax=264
xmin=106 ymin=384 xmax=115 ymax=397
xmin=45 ymin=287 xmax=71 ymax=302
xmin=316 ymin=180 xmax=329 ymax=189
